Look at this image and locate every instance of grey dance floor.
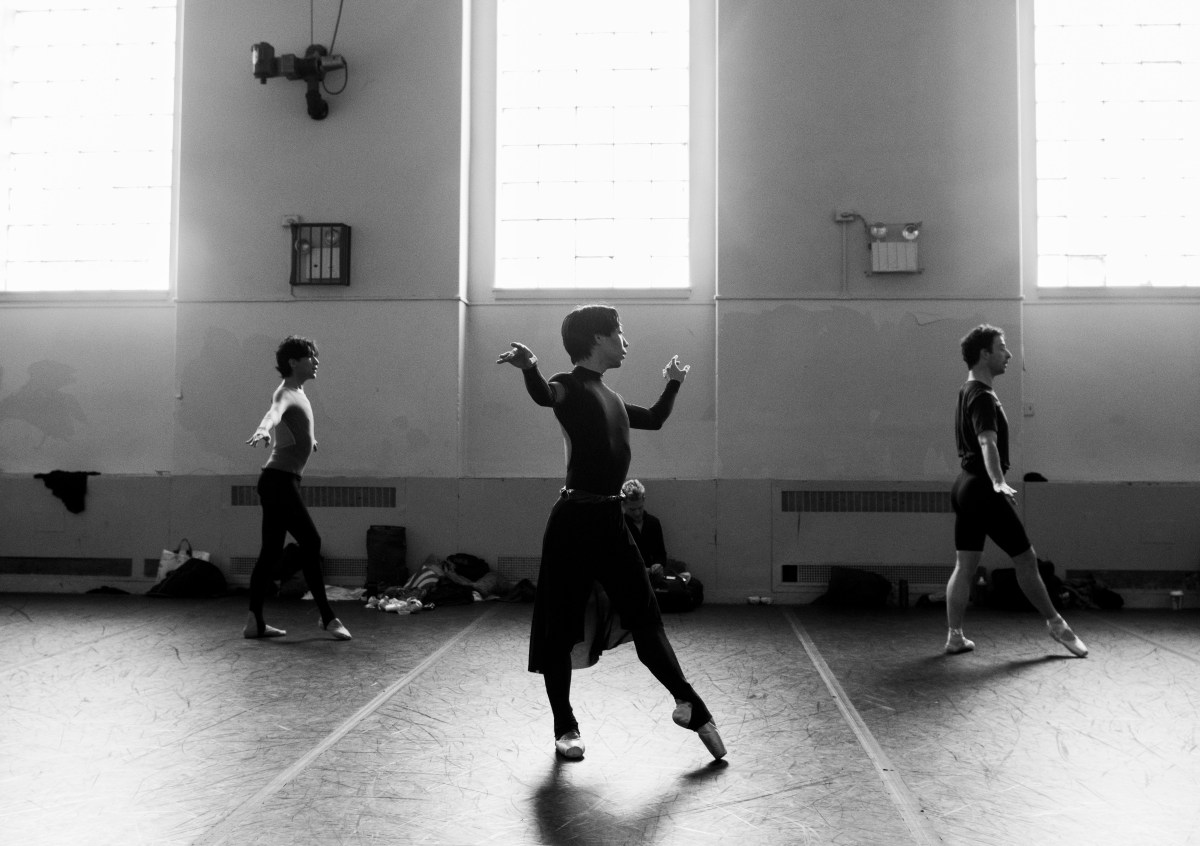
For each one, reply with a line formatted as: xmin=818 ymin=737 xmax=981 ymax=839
xmin=2 ymin=594 xmax=1198 ymax=846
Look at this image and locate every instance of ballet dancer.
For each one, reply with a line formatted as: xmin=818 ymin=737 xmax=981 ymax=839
xmin=944 ymin=324 xmax=1087 ymax=658
xmin=497 ymin=304 xmax=725 ymax=761
xmin=244 ymin=335 xmax=351 ymax=641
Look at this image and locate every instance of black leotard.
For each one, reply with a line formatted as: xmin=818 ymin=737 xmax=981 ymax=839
xmin=524 ymin=365 xmax=679 ymax=495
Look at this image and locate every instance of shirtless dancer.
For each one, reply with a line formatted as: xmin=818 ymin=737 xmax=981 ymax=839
xmin=498 ymin=305 xmax=724 ymax=761
xmin=944 ymin=324 xmax=1086 ymax=658
xmin=244 ymin=335 xmax=351 ymax=641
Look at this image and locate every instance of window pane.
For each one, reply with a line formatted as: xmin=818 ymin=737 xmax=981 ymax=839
xmin=1035 ymin=2 xmax=1200 ymax=287
xmin=1 ymin=0 xmax=178 ymax=292
xmin=495 ymin=0 xmax=690 ymax=289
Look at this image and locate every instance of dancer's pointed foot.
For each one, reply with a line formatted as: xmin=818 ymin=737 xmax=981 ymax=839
xmin=696 ymin=721 xmax=727 ymax=759
xmin=243 ymin=613 xmax=286 ymax=639
xmin=555 ymin=730 xmax=585 ymax=760
xmin=672 ymin=700 xmax=726 ymax=759
xmin=1047 ymin=617 xmax=1088 ymax=657
xmin=944 ymin=628 xmax=975 ymax=655
xmin=320 ymin=617 xmax=352 ymax=640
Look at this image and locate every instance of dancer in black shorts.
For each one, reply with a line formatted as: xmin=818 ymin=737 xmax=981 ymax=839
xmin=244 ymin=335 xmax=351 ymax=642
xmin=944 ymin=324 xmax=1087 ymax=657
xmin=497 ymin=305 xmax=725 ymax=761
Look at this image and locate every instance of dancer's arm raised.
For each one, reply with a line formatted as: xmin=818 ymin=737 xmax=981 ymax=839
xmin=497 ymin=342 xmax=564 ymax=407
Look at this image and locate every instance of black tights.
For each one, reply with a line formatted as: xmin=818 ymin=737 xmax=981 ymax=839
xmin=248 ymin=469 xmax=335 ymax=628
xmin=543 ymin=624 xmax=711 ymax=739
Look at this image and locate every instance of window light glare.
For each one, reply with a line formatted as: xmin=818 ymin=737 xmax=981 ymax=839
xmin=495 ymin=0 xmax=691 ymax=290
xmin=2 ymin=1 xmax=178 ymax=293
xmin=1034 ymin=4 xmax=1200 ymax=288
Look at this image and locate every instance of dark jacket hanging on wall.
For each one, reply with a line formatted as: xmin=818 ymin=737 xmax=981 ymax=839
xmin=34 ymin=470 xmax=100 ymax=513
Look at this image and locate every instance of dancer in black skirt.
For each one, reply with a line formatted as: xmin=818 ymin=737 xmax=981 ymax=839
xmin=497 ymin=305 xmax=725 ymax=761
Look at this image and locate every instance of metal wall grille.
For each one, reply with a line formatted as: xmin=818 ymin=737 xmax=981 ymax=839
xmin=228 ymin=556 xmax=369 ymax=585
xmin=495 ymin=556 xmax=541 ymax=584
xmin=780 ymin=490 xmax=951 ymax=514
xmin=0 ymin=557 xmax=132 ymax=576
xmin=231 ymin=485 xmax=396 ymax=508
xmin=784 ymin=563 xmax=954 ymax=585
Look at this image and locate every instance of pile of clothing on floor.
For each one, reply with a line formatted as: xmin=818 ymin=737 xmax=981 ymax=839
xmin=362 ymin=552 xmax=535 ymax=613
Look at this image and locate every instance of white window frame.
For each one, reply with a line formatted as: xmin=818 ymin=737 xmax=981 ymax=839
xmin=467 ymin=0 xmax=715 ymax=302
xmin=0 ymin=0 xmax=180 ymax=302
xmin=1020 ymin=0 xmax=1200 ymax=299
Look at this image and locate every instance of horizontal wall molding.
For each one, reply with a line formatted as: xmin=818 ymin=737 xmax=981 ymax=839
xmin=231 ymin=485 xmax=397 ymax=508
xmin=0 ymin=557 xmax=131 ymax=576
xmin=781 ymin=490 xmax=951 ymax=514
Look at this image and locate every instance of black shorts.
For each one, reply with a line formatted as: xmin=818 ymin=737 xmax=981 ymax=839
xmin=951 ymin=471 xmax=1032 ymax=557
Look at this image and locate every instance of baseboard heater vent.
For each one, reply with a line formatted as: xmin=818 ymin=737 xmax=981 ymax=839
xmin=231 ymin=485 xmax=396 ymax=508
xmin=496 ymin=556 xmax=541 ymax=584
xmin=228 ymin=556 xmax=369 ymax=587
xmin=782 ymin=563 xmax=953 ymax=586
xmin=781 ymin=490 xmax=951 ymax=513
xmin=0 ymin=557 xmax=132 ymax=577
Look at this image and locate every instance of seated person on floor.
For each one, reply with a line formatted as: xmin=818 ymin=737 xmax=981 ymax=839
xmin=621 ymin=479 xmax=691 ymax=587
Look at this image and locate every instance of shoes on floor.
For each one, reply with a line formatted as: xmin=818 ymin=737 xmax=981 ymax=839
xmin=1048 ymin=618 xmax=1088 ymax=657
xmin=555 ymin=730 xmax=585 ymax=760
xmin=243 ymin=613 xmax=285 ymax=639
xmin=321 ymin=617 xmax=352 ymax=640
xmin=944 ymin=629 xmax=975 ymax=655
xmin=672 ymin=701 xmax=727 ymax=760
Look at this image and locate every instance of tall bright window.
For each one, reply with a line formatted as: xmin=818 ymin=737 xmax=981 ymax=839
xmin=494 ymin=0 xmax=690 ymax=290
xmin=1034 ymin=2 xmax=1200 ymax=288
xmin=1 ymin=0 xmax=178 ymax=294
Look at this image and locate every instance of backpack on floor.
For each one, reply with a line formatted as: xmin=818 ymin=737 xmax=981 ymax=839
xmin=653 ymin=560 xmax=704 ymax=612
xmin=987 ymin=559 xmax=1064 ymax=612
xmin=147 ymin=557 xmax=227 ymax=598
xmin=814 ymin=565 xmax=892 ymax=609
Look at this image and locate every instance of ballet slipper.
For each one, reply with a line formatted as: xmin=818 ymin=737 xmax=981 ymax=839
xmin=243 ymin=612 xmax=286 ymax=639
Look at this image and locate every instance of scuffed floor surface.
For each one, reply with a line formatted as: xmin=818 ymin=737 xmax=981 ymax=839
xmin=1 ymin=595 xmax=1198 ymax=846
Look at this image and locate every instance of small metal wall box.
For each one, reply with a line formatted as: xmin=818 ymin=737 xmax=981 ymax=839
xmin=290 ymin=223 xmax=351 ymax=285
xmin=867 ymin=221 xmax=922 ymax=274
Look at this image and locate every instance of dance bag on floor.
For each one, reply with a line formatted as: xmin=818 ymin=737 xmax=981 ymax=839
xmin=365 ymin=525 xmax=408 ymax=592
xmin=652 ymin=561 xmax=704 ymax=612
xmin=814 ymin=565 xmax=892 ymax=609
xmin=147 ymin=554 xmax=226 ymax=598
xmin=987 ymin=559 xmax=1064 ymax=612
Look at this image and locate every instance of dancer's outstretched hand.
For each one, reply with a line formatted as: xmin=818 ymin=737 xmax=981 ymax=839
xmin=497 ymin=342 xmax=537 ymax=370
xmin=663 ymin=355 xmax=690 ymax=382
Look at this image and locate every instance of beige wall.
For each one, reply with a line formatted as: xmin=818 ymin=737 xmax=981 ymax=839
xmin=2 ymin=0 xmax=1197 ymax=597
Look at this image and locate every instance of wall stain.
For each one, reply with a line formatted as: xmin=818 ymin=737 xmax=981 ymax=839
xmin=0 ymin=361 xmax=87 ymax=445
xmin=720 ymin=303 xmax=981 ymax=478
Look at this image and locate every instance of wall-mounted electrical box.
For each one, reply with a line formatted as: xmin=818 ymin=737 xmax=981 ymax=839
xmin=867 ymin=221 xmax=921 ymax=274
xmin=870 ymin=241 xmax=919 ymax=273
xmin=290 ymin=223 xmax=351 ymax=286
